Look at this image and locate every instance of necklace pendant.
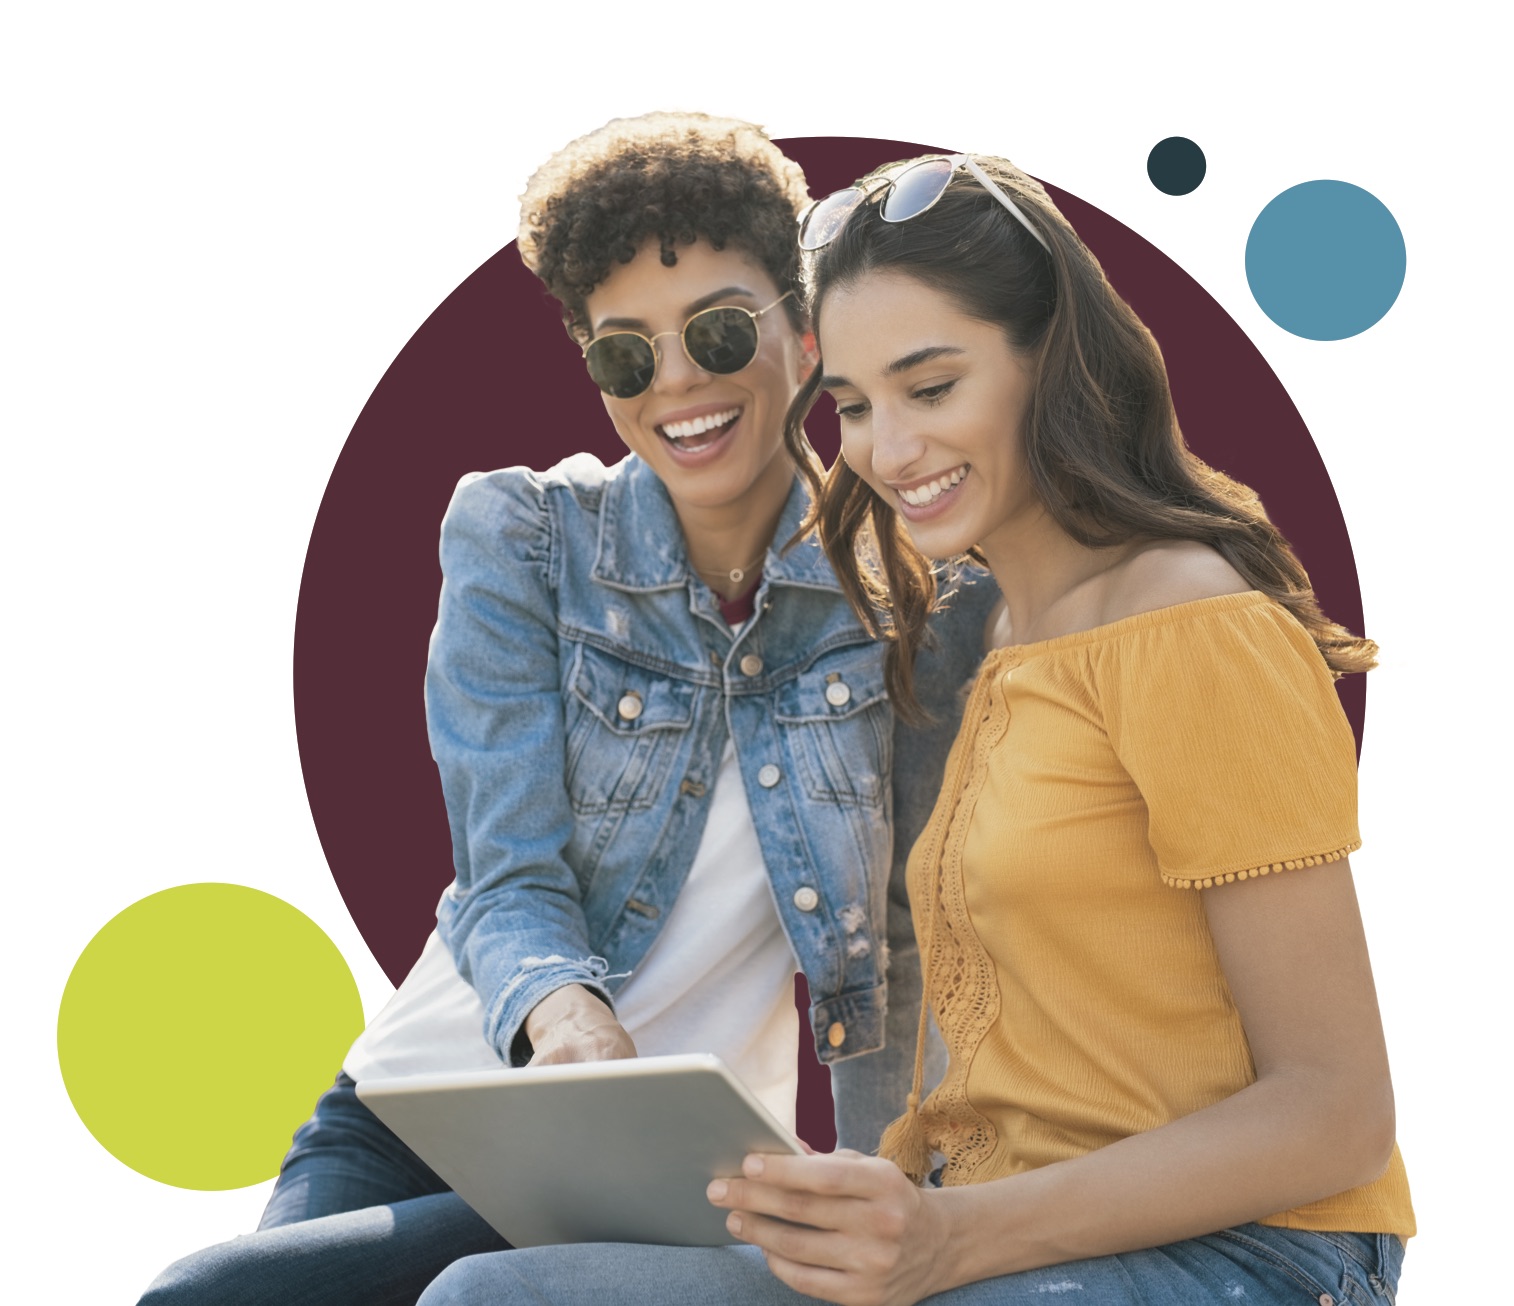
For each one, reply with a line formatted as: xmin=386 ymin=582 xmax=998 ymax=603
xmin=729 ymin=567 xmax=745 ymax=585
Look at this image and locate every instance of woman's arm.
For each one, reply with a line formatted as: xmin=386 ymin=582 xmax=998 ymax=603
xmin=933 ymin=857 xmax=1395 ymax=1280
xmin=709 ymin=858 xmax=1396 ymax=1304
xmin=429 ymin=470 xmax=630 ymax=1065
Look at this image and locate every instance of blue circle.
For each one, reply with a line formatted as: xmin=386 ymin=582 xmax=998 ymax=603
xmin=1245 ymin=181 xmax=1405 ymax=340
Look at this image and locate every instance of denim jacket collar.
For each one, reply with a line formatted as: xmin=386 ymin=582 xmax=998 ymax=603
xmin=592 ymin=455 xmax=841 ymax=595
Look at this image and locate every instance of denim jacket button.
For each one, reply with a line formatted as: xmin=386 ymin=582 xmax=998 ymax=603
xmin=793 ymin=886 xmax=819 ymax=912
xmin=824 ymin=680 xmax=852 ymax=707
xmin=740 ymin=653 xmax=764 ymax=677
xmin=616 ymin=692 xmax=643 ymax=722
xmin=827 ymin=1021 xmax=846 ymax=1048
xmin=1317 ymin=1296 xmax=1333 ymax=1306
xmin=757 ymin=763 xmax=782 ymax=788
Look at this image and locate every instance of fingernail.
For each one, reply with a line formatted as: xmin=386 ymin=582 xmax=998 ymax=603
xmin=707 ymin=1180 xmax=728 ymax=1201
xmin=743 ymin=1155 xmax=765 ymax=1177
xmin=727 ymin=1212 xmax=743 ymax=1235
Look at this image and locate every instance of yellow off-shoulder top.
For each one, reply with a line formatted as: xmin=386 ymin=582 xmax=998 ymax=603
xmin=889 ymin=591 xmax=1414 ymax=1237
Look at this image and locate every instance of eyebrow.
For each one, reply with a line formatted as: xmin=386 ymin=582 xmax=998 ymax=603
xmin=820 ymin=345 xmax=966 ymax=390
xmin=593 ymin=285 xmax=761 ymax=334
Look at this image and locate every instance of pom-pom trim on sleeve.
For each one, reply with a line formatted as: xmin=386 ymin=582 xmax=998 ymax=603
xmin=1160 ymin=840 xmax=1361 ymax=890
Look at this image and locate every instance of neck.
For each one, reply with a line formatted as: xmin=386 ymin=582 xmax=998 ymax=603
xmin=979 ymin=507 xmax=1142 ymax=647
xmin=676 ymin=455 xmax=794 ymax=602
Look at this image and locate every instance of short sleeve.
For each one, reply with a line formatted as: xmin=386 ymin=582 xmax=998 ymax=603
xmin=1095 ymin=595 xmax=1361 ymax=889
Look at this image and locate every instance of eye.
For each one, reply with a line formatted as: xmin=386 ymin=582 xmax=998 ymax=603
xmin=912 ymin=380 xmax=956 ymax=404
xmin=833 ymin=399 xmax=869 ymax=422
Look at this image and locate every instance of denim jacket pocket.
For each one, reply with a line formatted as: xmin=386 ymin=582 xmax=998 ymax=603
xmin=564 ymin=644 xmax=696 ymax=815
xmin=774 ymin=643 xmax=891 ymax=807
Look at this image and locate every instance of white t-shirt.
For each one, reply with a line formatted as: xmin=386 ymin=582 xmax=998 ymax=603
xmin=343 ymin=740 xmax=801 ymax=1128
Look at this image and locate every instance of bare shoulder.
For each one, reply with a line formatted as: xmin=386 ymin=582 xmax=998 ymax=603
xmin=1099 ymin=540 xmax=1252 ymax=624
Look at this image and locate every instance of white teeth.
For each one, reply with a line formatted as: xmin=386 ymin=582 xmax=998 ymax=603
xmin=900 ymin=465 xmax=968 ymax=507
xmin=661 ymin=407 xmax=740 ymax=440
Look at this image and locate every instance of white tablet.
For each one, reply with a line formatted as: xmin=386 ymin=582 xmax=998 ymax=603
xmin=355 ymin=1052 xmax=805 ymax=1248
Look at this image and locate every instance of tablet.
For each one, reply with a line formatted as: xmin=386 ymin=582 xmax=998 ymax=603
xmin=355 ymin=1052 xmax=805 ymax=1248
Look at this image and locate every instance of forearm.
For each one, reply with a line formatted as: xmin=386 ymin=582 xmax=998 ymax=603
xmin=929 ymin=1069 xmax=1395 ymax=1289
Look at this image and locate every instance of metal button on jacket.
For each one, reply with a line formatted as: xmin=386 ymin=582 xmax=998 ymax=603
xmin=824 ymin=680 xmax=852 ymax=707
xmin=793 ymin=886 xmax=819 ymax=912
xmin=740 ymin=653 xmax=763 ymax=677
xmin=827 ymin=1022 xmax=846 ymax=1048
xmin=757 ymin=763 xmax=781 ymax=788
xmin=616 ymin=692 xmax=643 ymax=722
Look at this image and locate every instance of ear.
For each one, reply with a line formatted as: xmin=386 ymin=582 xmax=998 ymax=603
xmin=797 ymin=330 xmax=820 ymax=380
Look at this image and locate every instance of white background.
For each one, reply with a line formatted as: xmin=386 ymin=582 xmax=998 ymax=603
xmin=5 ymin=3 xmax=1503 ymax=1300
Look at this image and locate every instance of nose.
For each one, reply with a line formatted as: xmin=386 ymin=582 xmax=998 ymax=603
xmin=868 ymin=403 xmax=928 ymax=483
xmin=649 ymin=330 xmax=707 ymax=394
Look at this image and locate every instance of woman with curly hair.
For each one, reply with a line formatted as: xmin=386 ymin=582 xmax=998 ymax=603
xmin=137 ymin=117 xmax=992 ymax=1306
xmin=419 ymin=154 xmax=1412 ymax=1306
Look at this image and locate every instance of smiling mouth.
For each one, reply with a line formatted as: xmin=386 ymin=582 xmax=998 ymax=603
xmin=898 ymin=465 xmax=968 ymax=507
xmin=657 ymin=407 xmax=741 ymax=451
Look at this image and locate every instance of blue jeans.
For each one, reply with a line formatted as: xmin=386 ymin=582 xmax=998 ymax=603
xmin=417 ymin=1224 xmax=1403 ymax=1305
xmin=136 ymin=1074 xmax=509 ymax=1305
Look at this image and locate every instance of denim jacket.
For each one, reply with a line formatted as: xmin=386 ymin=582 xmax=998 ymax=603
xmin=430 ymin=453 xmax=995 ymax=1146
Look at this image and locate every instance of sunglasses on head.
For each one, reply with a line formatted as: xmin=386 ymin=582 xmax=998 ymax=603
xmin=582 ymin=290 xmax=796 ymax=399
xmin=798 ymin=153 xmax=1051 ymax=253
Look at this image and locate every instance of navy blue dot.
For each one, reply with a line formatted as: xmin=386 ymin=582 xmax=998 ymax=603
xmin=1147 ymin=138 xmax=1206 ymax=196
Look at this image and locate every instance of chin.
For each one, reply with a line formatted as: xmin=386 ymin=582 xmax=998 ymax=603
xmin=902 ymin=519 xmax=980 ymax=562
xmin=676 ymin=466 xmax=760 ymax=507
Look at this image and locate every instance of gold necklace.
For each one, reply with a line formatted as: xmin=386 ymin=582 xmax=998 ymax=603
xmin=692 ymin=551 xmax=766 ymax=588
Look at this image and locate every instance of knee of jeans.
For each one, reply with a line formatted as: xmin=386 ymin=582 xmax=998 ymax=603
xmin=135 ymin=1246 xmax=243 ymax=1306
xmin=415 ymin=1253 xmax=516 ymax=1306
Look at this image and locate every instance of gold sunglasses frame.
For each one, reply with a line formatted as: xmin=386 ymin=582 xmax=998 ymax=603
xmin=581 ymin=290 xmax=796 ymax=398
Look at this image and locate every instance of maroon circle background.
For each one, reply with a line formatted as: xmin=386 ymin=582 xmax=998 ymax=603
xmin=294 ymin=137 xmax=1367 ymax=1150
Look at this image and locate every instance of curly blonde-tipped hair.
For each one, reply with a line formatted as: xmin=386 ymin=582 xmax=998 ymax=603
xmin=518 ymin=111 xmax=810 ymax=344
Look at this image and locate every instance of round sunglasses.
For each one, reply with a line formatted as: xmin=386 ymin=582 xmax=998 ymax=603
xmin=581 ymin=291 xmax=795 ymax=399
xmin=798 ymin=153 xmax=1050 ymax=253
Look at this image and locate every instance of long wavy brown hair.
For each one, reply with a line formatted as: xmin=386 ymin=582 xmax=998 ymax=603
xmin=785 ymin=155 xmax=1376 ymax=719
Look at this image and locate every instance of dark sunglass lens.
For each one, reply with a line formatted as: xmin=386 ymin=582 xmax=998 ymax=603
xmin=881 ymin=158 xmax=954 ymax=223
xmin=585 ymin=334 xmax=657 ymax=398
xmin=684 ymin=307 xmax=759 ymax=374
xmin=799 ymin=188 xmax=865 ymax=251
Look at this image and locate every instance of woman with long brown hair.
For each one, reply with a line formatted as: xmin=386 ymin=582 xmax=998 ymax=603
xmin=420 ymin=152 xmax=1413 ymax=1306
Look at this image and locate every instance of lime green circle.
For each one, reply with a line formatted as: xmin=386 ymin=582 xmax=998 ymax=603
xmin=57 ymin=883 xmax=364 ymax=1190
